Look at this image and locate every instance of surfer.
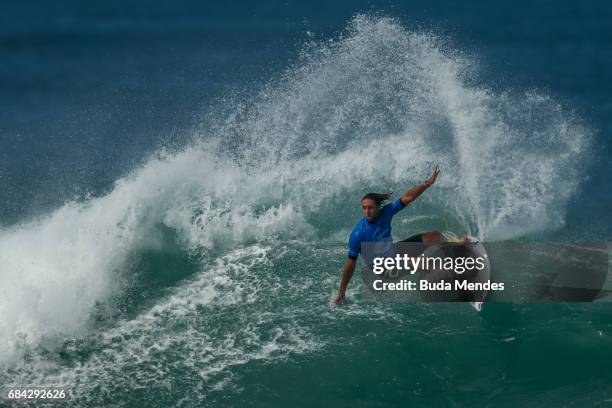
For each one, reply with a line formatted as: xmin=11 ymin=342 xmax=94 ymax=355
xmin=332 ymin=165 xmax=442 ymax=304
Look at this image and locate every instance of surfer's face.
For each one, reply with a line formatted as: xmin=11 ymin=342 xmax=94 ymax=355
xmin=361 ymin=198 xmax=380 ymax=222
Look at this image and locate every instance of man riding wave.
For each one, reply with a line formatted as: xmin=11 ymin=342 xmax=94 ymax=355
xmin=332 ymin=165 xmax=442 ymax=304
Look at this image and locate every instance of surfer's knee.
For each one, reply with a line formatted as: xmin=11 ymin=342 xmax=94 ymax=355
xmin=422 ymin=231 xmax=442 ymax=244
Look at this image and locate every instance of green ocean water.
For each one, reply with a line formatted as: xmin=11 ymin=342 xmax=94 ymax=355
xmin=1 ymin=11 xmax=612 ymax=408
xmin=6 ymin=241 xmax=612 ymax=407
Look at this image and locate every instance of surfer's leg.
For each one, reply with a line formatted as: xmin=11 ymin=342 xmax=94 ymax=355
xmin=400 ymin=231 xmax=442 ymax=245
xmin=398 ymin=234 xmax=428 ymax=261
xmin=401 ymin=234 xmax=424 ymax=243
xmin=421 ymin=230 xmax=442 ymax=244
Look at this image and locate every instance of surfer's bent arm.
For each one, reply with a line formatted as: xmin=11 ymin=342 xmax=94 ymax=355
xmin=333 ymin=257 xmax=356 ymax=304
xmin=400 ymin=165 xmax=441 ymax=206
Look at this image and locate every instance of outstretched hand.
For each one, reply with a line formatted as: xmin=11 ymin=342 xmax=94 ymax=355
xmin=332 ymin=292 xmax=346 ymax=305
xmin=424 ymin=165 xmax=440 ymax=186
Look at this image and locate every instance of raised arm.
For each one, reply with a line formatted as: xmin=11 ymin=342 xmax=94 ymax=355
xmin=400 ymin=165 xmax=440 ymax=206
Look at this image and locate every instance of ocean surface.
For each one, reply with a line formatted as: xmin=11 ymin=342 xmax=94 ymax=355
xmin=1 ymin=1 xmax=611 ymax=406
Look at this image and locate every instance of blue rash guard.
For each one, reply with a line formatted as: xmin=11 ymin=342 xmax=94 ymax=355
xmin=347 ymin=198 xmax=406 ymax=263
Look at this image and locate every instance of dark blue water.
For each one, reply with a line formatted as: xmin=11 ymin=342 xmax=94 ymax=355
xmin=1 ymin=1 xmax=610 ymax=235
xmin=1 ymin=2 xmax=611 ymax=407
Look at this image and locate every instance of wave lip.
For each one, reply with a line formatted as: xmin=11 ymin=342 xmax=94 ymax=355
xmin=214 ymin=14 xmax=592 ymax=239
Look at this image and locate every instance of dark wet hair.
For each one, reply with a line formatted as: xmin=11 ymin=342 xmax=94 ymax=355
xmin=361 ymin=192 xmax=392 ymax=206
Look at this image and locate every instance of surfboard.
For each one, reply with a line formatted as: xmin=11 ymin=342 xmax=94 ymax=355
xmin=404 ymin=232 xmax=490 ymax=311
